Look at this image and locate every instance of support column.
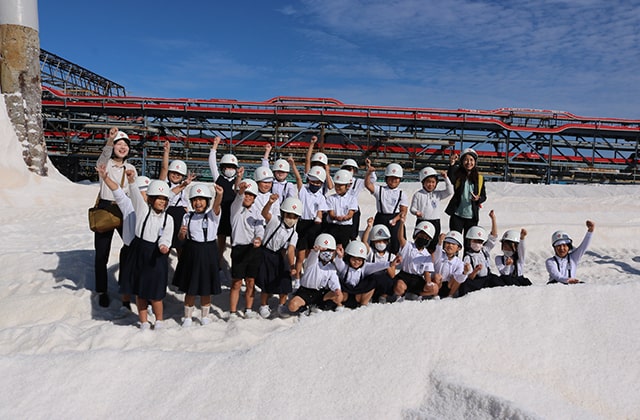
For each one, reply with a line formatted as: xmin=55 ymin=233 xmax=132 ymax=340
xmin=0 ymin=0 xmax=47 ymax=176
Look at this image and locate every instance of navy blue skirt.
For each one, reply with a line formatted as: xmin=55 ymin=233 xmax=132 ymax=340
xmin=256 ymin=248 xmax=292 ymax=295
xmin=125 ymin=237 xmax=169 ymax=301
xmin=173 ymin=239 xmax=221 ymax=296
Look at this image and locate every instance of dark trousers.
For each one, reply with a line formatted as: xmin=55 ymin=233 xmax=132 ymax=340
xmin=449 ymin=214 xmax=477 ymax=249
xmin=94 ymin=227 xmax=122 ymax=294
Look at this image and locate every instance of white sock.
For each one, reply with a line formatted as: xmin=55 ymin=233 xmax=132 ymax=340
xmin=184 ymin=305 xmax=195 ymax=319
xmin=201 ymin=305 xmax=210 ymax=318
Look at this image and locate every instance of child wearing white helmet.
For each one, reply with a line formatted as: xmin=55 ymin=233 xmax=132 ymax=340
xmin=325 ymin=169 xmax=359 ymax=248
xmin=545 ymin=220 xmax=595 ymax=284
xmin=410 ymin=166 xmax=454 ymax=252
xmin=388 ymin=217 xmax=437 ymax=301
xmin=459 ymin=210 xmax=505 ymax=297
xmin=172 ymin=183 xmax=225 ymax=327
xmin=364 ymin=159 xmax=408 ymax=255
xmin=96 ymin=165 xmax=153 ymax=312
xmin=119 ymin=179 xmax=174 ymax=330
xmin=256 ymin=196 xmax=302 ymax=319
xmin=94 ymin=127 xmax=138 ymax=308
xmin=227 ymin=179 xmax=265 ymax=319
xmin=340 ymin=158 xmax=377 ymax=240
xmin=260 ymin=143 xmax=297 ymax=205
xmin=290 ymin=161 xmax=329 ymax=289
xmin=304 ymin=135 xmax=334 ymax=192
xmin=334 ymin=239 xmax=402 ymax=307
xmin=286 ymin=233 xmax=343 ymax=315
xmin=444 ymin=148 xmax=487 ymax=246
xmin=495 ymin=228 xmax=532 ymax=287
xmin=209 ymin=136 xmax=240 ymax=267
xmin=433 ymin=230 xmax=470 ymax=298
xmin=160 ymin=141 xmax=196 ymax=253
xmin=362 ymin=218 xmax=398 ymax=303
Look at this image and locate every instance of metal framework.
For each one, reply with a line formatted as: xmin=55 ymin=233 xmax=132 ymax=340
xmin=39 ymin=48 xmax=126 ymax=97
xmin=41 ymin=88 xmax=639 ymax=184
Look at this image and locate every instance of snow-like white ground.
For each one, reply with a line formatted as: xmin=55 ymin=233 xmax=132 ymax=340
xmin=1 ymin=96 xmax=639 ymax=419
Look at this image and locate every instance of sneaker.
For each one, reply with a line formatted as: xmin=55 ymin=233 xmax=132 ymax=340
xmin=292 ymin=278 xmax=301 ymax=291
xmin=258 ymin=305 xmax=271 ymax=319
xmin=98 ymin=293 xmax=110 ymax=308
xmin=377 ymin=296 xmax=387 ymax=304
xmin=200 ymin=316 xmax=212 ymax=325
xmin=396 ymin=296 xmax=405 ymax=303
xmin=244 ymin=309 xmax=259 ymax=319
xmin=154 ymin=320 xmax=165 ymax=330
xmin=420 ymin=295 xmax=440 ymax=302
xmin=310 ymin=305 xmax=321 ymax=314
xmin=228 ymin=311 xmax=243 ymax=320
xmin=139 ymin=321 xmax=151 ymax=331
xmin=405 ymin=292 xmax=420 ymax=301
xmin=181 ymin=317 xmax=193 ymax=328
xmin=335 ymin=305 xmax=345 ymax=313
xmin=277 ymin=304 xmax=291 ymax=319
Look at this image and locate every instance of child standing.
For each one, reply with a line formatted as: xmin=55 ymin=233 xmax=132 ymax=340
xmin=390 ymin=218 xmax=437 ymax=301
xmin=433 ymin=231 xmax=469 ymax=298
xmin=362 ymin=219 xmax=397 ymax=303
xmin=496 ymin=229 xmax=532 ymax=286
xmin=305 ymin=135 xmax=334 ymax=192
xmin=285 ymin=233 xmax=343 ymax=315
xmin=546 ymin=220 xmax=595 ymax=284
xmin=228 ymin=179 xmax=265 ymax=319
xmin=325 ymin=169 xmax=359 ymax=248
xmin=340 ymin=158 xmax=376 ymax=240
xmin=121 ymin=180 xmax=173 ymax=330
xmin=257 ymin=196 xmax=302 ymax=318
xmin=172 ymin=183 xmax=224 ymax=327
xmin=459 ymin=210 xmax=505 ymax=297
xmin=364 ymin=159 xmax=408 ymax=255
xmin=410 ymin=167 xmax=454 ymax=252
xmin=261 ymin=143 xmax=297 ymax=204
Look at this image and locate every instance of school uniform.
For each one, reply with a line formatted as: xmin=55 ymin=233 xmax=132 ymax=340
xmin=209 ymin=148 xmax=236 ymax=237
xmin=432 ymin=244 xmax=468 ymax=298
xmin=460 ymin=234 xmax=505 ymax=296
xmin=121 ymin=186 xmax=173 ymax=301
xmin=366 ymin=249 xmax=397 ymax=300
xmin=294 ymin=249 xmax=341 ymax=307
xmin=545 ymin=231 xmax=593 ymax=284
xmin=410 ymin=177 xmax=454 ymax=251
xmin=230 ymin=193 xmax=265 ymax=280
xmin=334 ymin=257 xmax=389 ymax=307
xmin=394 ymin=241 xmax=434 ymax=295
xmin=166 ymin=181 xmax=188 ymax=249
xmin=256 ymin=216 xmax=298 ymax=294
xmin=94 ymin=147 xmax=137 ymax=296
xmin=111 ymin=187 xmax=137 ymax=296
xmin=325 ymin=192 xmax=359 ymax=247
xmin=260 ymin=158 xmax=297 ymax=205
xmin=296 ymin=184 xmax=329 ymax=251
xmin=346 ymin=173 xmax=375 ymax=240
xmin=255 ymin=190 xmax=280 ymax=220
xmin=495 ymin=239 xmax=532 ymax=286
xmin=371 ymin=184 xmax=408 ymax=254
xmin=172 ymin=209 xmax=222 ymax=296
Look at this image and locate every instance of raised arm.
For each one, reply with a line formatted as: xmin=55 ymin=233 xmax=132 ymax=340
xmin=97 ymin=127 xmax=118 ymax=167
xmin=364 ymin=158 xmax=376 ymax=194
xmin=361 ymin=217 xmax=374 ymax=253
xmin=208 ymin=136 xmax=221 ymax=181
xmin=288 ymin=156 xmax=303 ymax=191
xmin=304 ymin=135 xmax=317 ymax=175
xmin=159 ymin=140 xmax=170 ymax=181
xmin=261 ymin=193 xmax=279 ymax=222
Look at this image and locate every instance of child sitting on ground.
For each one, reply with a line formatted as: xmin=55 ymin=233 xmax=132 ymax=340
xmin=433 ymin=231 xmax=470 ymax=298
xmin=495 ymin=228 xmax=532 ymax=286
xmin=362 ymin=218 xmax=397 ymax=303
xmin=545 ymin=220 xmax=595 ymax=284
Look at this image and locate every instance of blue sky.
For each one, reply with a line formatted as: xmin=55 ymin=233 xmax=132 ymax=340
xmin=38 ymin=0 xmax=640 ymax=119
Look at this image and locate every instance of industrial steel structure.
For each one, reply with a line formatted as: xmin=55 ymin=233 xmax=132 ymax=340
xmin=40 ymin=49 xmax=639 ymax=184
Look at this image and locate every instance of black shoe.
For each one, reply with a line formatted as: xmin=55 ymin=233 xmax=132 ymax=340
xmin=99 ymin=293 xmax=110 ymax=308
xmin=122 ymin=301 xmax=132 ymax=311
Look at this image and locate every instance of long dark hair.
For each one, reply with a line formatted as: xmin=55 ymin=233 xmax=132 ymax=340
xmin=453 ymin=160 xmax=480 ymax=186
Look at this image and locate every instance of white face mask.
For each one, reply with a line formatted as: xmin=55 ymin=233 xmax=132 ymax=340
xmin=223 ymin=168 xmax=236 ymax=178
xmin=283 ymin=217 xmax=296 ymax=228
xmin=470 ymin=242 xmax=483 ymax=252
xmin=503 ymin=250 xmax=514 ymax=258
xmin=319 ymin=250 xmax=333 ymax=263
xmin=374 ymin=242 xmax=387 ymax=252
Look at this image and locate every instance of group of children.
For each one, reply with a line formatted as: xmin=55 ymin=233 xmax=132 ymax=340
xmin=94 ymin=130 xmax=596 ymax=330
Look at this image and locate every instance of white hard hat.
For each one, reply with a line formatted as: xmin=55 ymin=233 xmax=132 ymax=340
xmin=384 ymin=163 xmax=403 ymax=178
xmin=241 ymin=179 xmax=259 ymax=196
xmin=307 ymin=167 xmax=326 ymax=183
xmin=272 ymin=159 xmax=290 ymax=173
xmin=466 ymin=226 xmax=487 ymax=242
xmin=551 ymin=230 xmax=573 ymax=247
xmin=460 ymin=148 xmax=478 ymax=161
xmin=314 ymin=233 xmax=336 ymax=250
xmin=370 ymin=224 xmax=391 ymax=241
xmin=220 ymin=154 xmax=239 ymax=167
xmin=333 ymin=169 xmax=353 ymax=185
xmin=254 ymin=167 xmax=274 ymax=182
xmin=189 ymin=183 xmax=212 ymax=200
xmin=280 ymin=197 xmax=303 ymax=216
xmin=341 ymin=159 xmax=358 ymax=169
xmin=135 ymin=176 xmax=151 ymax=190
xmin=443 ymin=231 xmax=464 ymax=247
xmin=414 ymin=221 xmax=435 ymax=239
xmin=419 ymin=167 xmax=438 ymax=182
xmin=113 ymin=131 xmax=130 ymax=144
xmin=501 ymin=229 xmax=521 ymax=243
xmin=345 ymin=240 xmax=368 ymax=258
xmin=168 ymin=160 xmax=187 ymax=176
xmin=147 ymin=180 xmax=171 ymax=198
xmin=311 ymin=152 xmax=328 ymax=166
